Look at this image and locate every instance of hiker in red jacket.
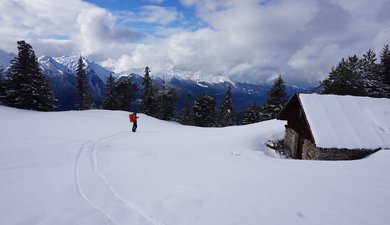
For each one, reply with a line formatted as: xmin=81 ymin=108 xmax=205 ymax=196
xmin=129 ymin=112 xmax=138 ymax=132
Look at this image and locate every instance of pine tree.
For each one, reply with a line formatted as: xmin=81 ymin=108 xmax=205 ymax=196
xmin=101 ymin=73 xmax=116 ymax=110
xmin=3 ymin=40 xmax=54 ymax=111
xmin=112 ymin=76 xmax=138 ymax=111
xmin=217 ymin=86 xmax=235 ymax=127
xmin=102 ymin=74 xmax=138 ymax=111
xmin=76 ymin=56 xmax=93 ymax=110
xmin=0 ymin=73 xmax=12 ymax=105
xmin=360 ymin=49 xmax=383 ymax=97
xmin=155 ymin=87 xmax=178 ymax=120
xmin=263 ymin=74 xmax=289 ymax=120
xmin=140 ymin=66 xmax=156 ymax=116
xmin=180 ymin=93 xmax=193 ymax=125
xmin=379 ymin=44 xmax=390 ymax=97
xmin=242 ymin=102 xmax=261 ymax=125
xmin=0 ymin=78 xmax=5 ymax=105
xmin=32 ymin=54 xmax=55 ymax=111
xmin=193 ymin=94 xmax=216 ymax=127
xmin=321 ymin=55 xmax=366 ymax=96
xmin=381 ymin=45 xmax=390 ymax=85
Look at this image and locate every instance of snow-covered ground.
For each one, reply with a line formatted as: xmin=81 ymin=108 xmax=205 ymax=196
xmin=0 ymin=106 xmax=389 ymax=225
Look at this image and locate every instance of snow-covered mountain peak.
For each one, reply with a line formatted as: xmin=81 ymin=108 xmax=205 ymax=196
xmin=0 ymin=49 xmax=16 ymax=71
xmin=38 ymin=55 xmax=52 ymax=61
xmin=38 ymin=55 xmax=71 ymax=78
xmin=54 ymin=55 xmax=111 ymax=81
xmin=164 ymin=72 xmax=236 ymax=87
xmin=36 ymin=55 xmax=111 ymax=81
xmin=54 ymin=55 xmax=83 ymax=73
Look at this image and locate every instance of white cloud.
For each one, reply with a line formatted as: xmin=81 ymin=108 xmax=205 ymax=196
xmin=100 ymin=0 xmax=390 ymax=86
xmin=374 ymin=28 xmax=390 ymax=52
xmin=0 ymin=0 xmax=90 ymax=52
xmin=137 ymin=5 xmax=181 ymax=25
xmin=114 ymin=6 xmax=181 ymax=28
xmin=103 ymin=0 xmax=320 ymax=84
xmin=76 ymin=7 xmax=144 ymax=57
xmin=179 ymin=0 xmax=198 ymax=7
xmin=0 ymin=0 xmax=86 ymax=36
xmin=0 ymin=0 xmax=145 ymax=59
xmin=288 ymin=44 xmax=346 ymax=82
xmin=1 ymin=0 xmax=390 ymax=87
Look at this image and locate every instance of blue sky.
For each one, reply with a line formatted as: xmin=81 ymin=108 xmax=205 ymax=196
xmin=85 ymin=0 xmax=183 ymax=11
xmin=84 ymin=0 xmax=201 ymax=35
xmin=1 ymin=0 xmax=389 ymax=87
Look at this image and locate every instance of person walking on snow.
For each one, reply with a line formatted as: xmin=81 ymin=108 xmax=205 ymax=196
xmin=129 ymin=112 xmax=138 ymax=132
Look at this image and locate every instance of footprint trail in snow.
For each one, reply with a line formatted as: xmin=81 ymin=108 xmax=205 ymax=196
xmin=75 ymin=132 xmax=167 ymax=225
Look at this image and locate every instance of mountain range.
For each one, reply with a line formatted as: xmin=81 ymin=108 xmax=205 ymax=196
xmin=0 ymin=49 xmax=308 ymax=112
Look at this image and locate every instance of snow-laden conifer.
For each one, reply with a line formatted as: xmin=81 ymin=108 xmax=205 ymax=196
xmin=193 ymin=94 xmax=216 ymax=127
xmin=76 ymin=56 xmax=93 ymax=110
xmin=217 ymin=86 xmax=235 ymax=127
xmin=3 ymin=40 xmax=55 ymax=111
xmin=262 ymin=75 xmax=288 ymax=120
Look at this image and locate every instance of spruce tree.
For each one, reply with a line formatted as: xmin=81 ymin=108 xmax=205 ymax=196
xmin=360 ymin=49 xmax=383 ymax=97
xmin=4 ymin=40 xmax=54 ymax=111
xmin=140 ymin=66 xmax=156 ymax=116
xmin=155 ymin=87 xmax=178 ymax=120
xmin=101 ymin=73 xmax=116 ymax=110
xmin=0 ymin=74 xmax=12 ymax=105
xmin=381 ymin=45 xmax=390 ymax=85
xmin=262 ymin=74 xmax=289 ymax=120
xmin=321 ymin=55 xmax=366 ymax=96
xmin=76 ymin=56 xmax=93 ymax=110
xmin=217 ymin=86 xmax=235 ymax=127
xmin=180 ymin=93 xmax=193 ymax=125
xmin=379 ymin=44 xmax=390 ymax=97
xmin=31 ymin=53 xmax=55 ymax=111
xmin=112 ymin=76 xmax=138 ymax=111
xmin=242 ymin=102 xmax=261 ymax=125
xmin=0 ymin=78 xmax=5 ymax=104
xmin=193 ymin=94 xmax=216 ymax=127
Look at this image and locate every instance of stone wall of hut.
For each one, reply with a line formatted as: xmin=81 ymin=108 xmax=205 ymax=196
xmin=284 ymin=128 xmax=377 ymax=160
xmin=284 ymin=128 xmax=298 ymax=158
xmin=302 ymin=139 xmax=377 ymax=160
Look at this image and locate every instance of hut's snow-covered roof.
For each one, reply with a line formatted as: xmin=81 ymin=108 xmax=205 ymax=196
xmin=299 ymin=94 xmax=390 ymax=150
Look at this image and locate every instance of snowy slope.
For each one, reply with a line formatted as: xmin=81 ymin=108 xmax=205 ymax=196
xmin=1 ymin=107 xmax=390 ymax=225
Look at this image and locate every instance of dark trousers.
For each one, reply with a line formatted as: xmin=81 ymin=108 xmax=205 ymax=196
xmin=132 ymin=121 xmax=137 ymax=132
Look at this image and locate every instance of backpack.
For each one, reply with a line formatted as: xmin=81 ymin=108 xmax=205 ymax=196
xmin=129 ymin=114 xmax=136 ymax=122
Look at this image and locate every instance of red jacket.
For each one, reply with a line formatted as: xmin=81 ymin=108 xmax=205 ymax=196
xmin=129 ymin=114 xmax=137 ymax=122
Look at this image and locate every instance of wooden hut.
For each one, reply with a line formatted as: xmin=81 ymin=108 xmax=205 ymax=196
xmin=277 ymin=94 xmax=390 ymax=160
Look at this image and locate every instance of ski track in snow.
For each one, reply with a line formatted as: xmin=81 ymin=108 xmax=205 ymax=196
xmin=75 ymin=132 xmax=167 ymax=225
xmin=75 ymin=143 xmax=115 ymax=225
